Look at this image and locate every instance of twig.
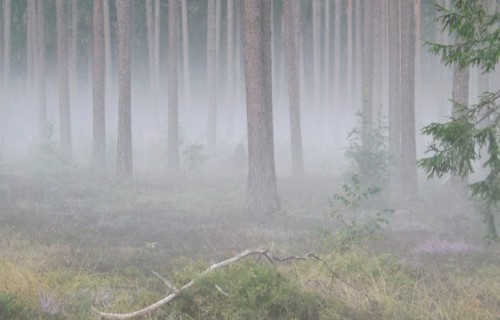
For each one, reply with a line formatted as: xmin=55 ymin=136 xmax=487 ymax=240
xmin=92 ymin=249 xmax=344 ymax=319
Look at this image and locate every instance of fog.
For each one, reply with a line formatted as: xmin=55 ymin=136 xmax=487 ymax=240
xmin=0 ymin=1 xmax=499 ymax=319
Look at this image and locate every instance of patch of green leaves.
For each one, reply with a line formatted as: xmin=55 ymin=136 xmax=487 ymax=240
xmin=329 ymin=175 xmax=392 ymax=251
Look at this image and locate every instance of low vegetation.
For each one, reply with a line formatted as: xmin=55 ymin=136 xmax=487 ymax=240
xmin=0 ymin=160 xmax=499 ymax=319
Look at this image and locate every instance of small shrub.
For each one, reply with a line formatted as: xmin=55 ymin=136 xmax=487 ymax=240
xmin=171 ymin=261 xmax=321 ymax=319
xmin=329 ymin=175 xmax=392 ymax=251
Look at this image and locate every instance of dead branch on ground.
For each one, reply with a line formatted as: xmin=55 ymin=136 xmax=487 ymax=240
xmin=92 ymin=249 xmax=340 ymax=319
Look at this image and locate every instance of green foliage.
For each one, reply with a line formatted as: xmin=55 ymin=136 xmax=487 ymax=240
xmin=427 ymin=0 xmax=500 ymax=73
xmin=422 ymin=0 xmax=500 ymax=241
xmin=171 ymin=261 xmax=321 ymax=319
xmin=329 ymin=175 xmax=392 ymax=251
xmin=346 ymin=112 xmax=391 ymax=189
xmin=0 ymin=293 xmax=36 ymax=320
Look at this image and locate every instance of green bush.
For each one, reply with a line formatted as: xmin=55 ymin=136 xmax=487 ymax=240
xmin=170 ymin=261 xmax=321 ymax=319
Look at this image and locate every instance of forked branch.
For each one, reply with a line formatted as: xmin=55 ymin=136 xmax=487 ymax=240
xmin=92 ymin=249 xmax=336 ymax=319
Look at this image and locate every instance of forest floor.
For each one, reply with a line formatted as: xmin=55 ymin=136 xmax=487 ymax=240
xmin=0 ymin=160 xmax=499 ymax=319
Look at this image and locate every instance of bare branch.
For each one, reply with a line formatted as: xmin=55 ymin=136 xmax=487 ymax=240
xmin=92 ymin=249 xmax=345 ymax=319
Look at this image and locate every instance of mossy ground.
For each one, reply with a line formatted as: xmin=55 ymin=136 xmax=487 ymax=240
xmin=0 ymin=163 xmax=499 ymax=319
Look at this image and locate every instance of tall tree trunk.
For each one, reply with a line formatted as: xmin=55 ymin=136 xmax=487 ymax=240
xmin=168 ymin=0 xmax=179 ymax=172
xmin=372 ymin=0 xmax=383 ymax=113
xmin=243 ymin=0 xmax=280 ymax=215
xmin=93 ymin=0 xmax=106 ymax=169
xmin=388 ymin=0 xmax=401 ymax=193
xmin=56 ymin=0 xmax=72 ymax=160
xmin=70 ymin=0 xmax=78 ymax=105
xmin=1 ymin=0 xmax=9 ymax=146
xmin=227 ymin=0 xmax=234 ymax=134
xmin=333 ymin=0 xmax=341 ymax=109
xmin=451 ymin=43 xmax=470 ymax=199
xmin=27 ymin=0 xmax=36 ymax=98
xmin=146 ymin=0 xmax=159 ymax=129
xmin=181 ymin=0 xmax=190 ymax=111
xmin=323 ymin=0 xmax=330 ymax=109
xmin=103 ymin=0 xmax=112 ymax=104
xmin=362 ymin=1 xmax=374 ymax=138
xmin=354 ymin=0 xmax=362 ymax=108
xmin=117 ymin=0 xmax=132 ymax=179
xmin=346 ymin=0 xmax=353 ymax=106
xmin=312 ymin=0 xmax=321 ymax=111
xmin=283 ymin=0 xmax=304 ymax=178
xmin=207 ymin=0 xmax=217 ymax=154
xmin=400 ymin=0 xmax=417 ymax=198
xmin=36 ymin=0 xmax=47 ymax=143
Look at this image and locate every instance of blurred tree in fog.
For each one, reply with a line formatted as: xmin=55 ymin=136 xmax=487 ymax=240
xmin=167 ymin=0 xmax=179 ymax=173
xmin=116 ymin=0 xmax=132 ymax=179
xmin=283 ymin=0 xmax=304 ymax=178
xmin=56 ymin=0 xmax=72 ymax=160
xmin=420 ymin=0 xmax=500 ymax=240
xmin=243 ymin=0 xmax=280 ymax=215
xmin=93 ymin=0 xmax=106 ymax=169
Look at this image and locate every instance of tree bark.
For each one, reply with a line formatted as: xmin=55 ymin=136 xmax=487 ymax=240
xmin=146 ymin=0 xmax=159 ymax=129
xmin=70 ymin=0 xmax=78 ymax=105
xmin=333 ymin=0 xmax=341 ymax=108
xmin=346 ymin=0 xmax=353 ymax=107
xmin=388 ymin=0 xmax=401 ymax=193
xmin=312 ymin=0 xmax=321 ymax=111
xmin=1 ymin=0 xmax=10 ymax=146
xmin=323 ymin=0 xmax=330 ymax=109
xmin=243 ymin=0 xmax=280 ymax=215
xmin=117 ymin=0 xmax=132 ymax=179
xmin=400 ymin=0 xmax=418 ymax=198
xmin=56 ymin=0 xmax=72 ymax=160
xmin=207 ymin=0 xmax=217 ymax=154
xmin=93 ymin=0 xmax=106 ymax=169
xmin=27 ymin=0 xmax=36 ymax=98
xmin=103 ymin=0 xmax=112 ymax=105
xmin=168 ymin=0 xmax=179 ymax=173
xmin=283 ymin=0 xmax=304 ymax=178
xmin=227 ymin=0 xmax=234 ymax=135
xmin=36 ymin=0 xmax=47 ymax=143
xmin=362 ymin=1 xmax=374 ymax=137
xmin=181 ymin=0 xmax=190 ymax=111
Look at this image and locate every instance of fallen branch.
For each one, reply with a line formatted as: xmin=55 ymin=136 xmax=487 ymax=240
xmin=92 ymin=249 xmax=337 ymax=319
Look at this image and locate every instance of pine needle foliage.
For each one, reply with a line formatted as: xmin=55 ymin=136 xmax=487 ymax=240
xmin=420 ymin=0 xmax=500 ymax=241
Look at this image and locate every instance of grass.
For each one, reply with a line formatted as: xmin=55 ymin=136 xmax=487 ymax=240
xmin=0 ymin=163 xmax=499 ymax=319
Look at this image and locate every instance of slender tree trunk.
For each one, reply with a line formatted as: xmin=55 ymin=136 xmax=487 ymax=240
xmin=312 ymin=0 xmax=321 ymax=111
xmin=1 ymin=0 xmax=9 ymax=146
xmin=362 ymin=1 xmax=374 ymax=137
xmin=207 ymin=0 xmax=217 ymax=154
xmin=346 ymin=0 xmax=353 ymax=107
xmin=388 ymin=0 xmax=401 ymax=193
xmin=354 ymin=0 xmax=362 ymax=108
xmin=146 ymin=0 xmax=159 ymax=129
xmin=182 ymin=0 xmax=190 ymax=111
xmin=333 ymin=0 xmax=341 ymax=109
xmin=56 ymin=0 xmax=72 ymax=160
xmin=400 ymin=0 xmax=417 ymax=198
xmin=93 ymin=0 xmax=106 ymax=169
xmin=103 ymin=0 xmax=112 ymax=103
xmin=372 ymin=0 xmax=383 ymax=113
xmin=323 ymin=0 xmax=330 ymax=109
xmin=227 ymin=0 xmax=234 ymax=134
xmin=168 ymin=0 xmax=179 ymax=172
xmin=450 ymin=62 xmax=470 ymax=198
xmin=283 ymin=0 xmax=304 ymax=178
xmin=243 ymin=0 xmax=280 ymax=215
xmin=36 ymin=0 xmax=47 ymax=143
xmin=70 ymin=0 xmax=78 ymax=105
xmin=117 ymin=0 xmax=132 ymax=179
xmin=27 ymin=0 xmax=36 ymax=98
